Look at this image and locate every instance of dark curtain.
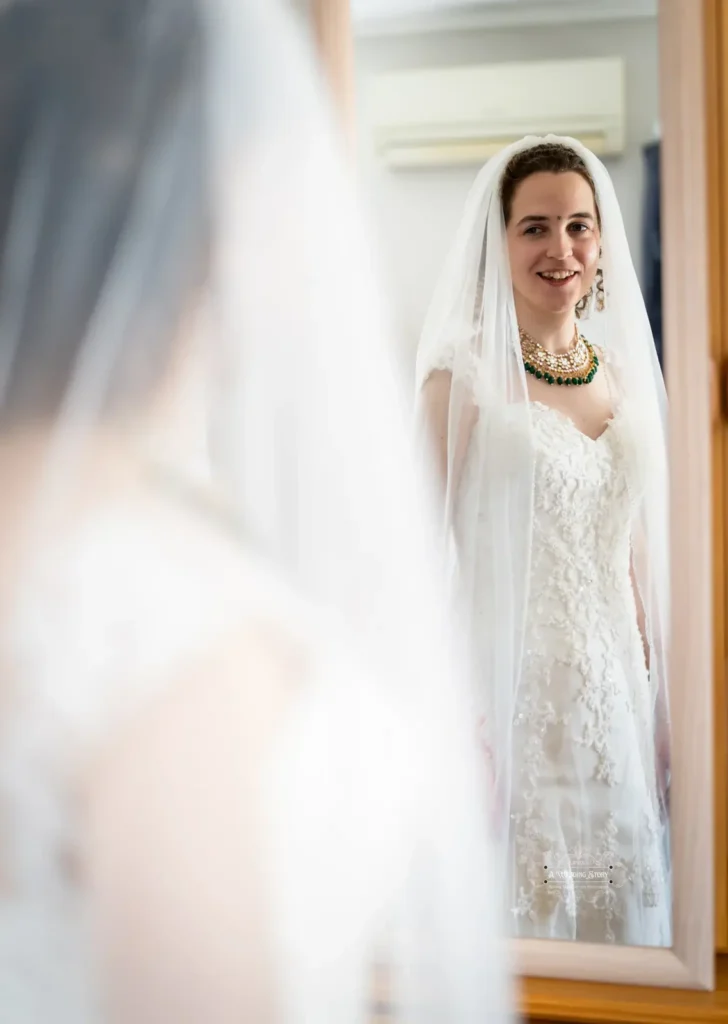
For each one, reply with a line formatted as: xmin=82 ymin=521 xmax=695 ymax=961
xmin=642 ymin=140 xmax=663 ymax=371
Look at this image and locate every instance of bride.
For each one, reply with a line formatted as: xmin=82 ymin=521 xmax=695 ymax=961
xmin=0 ymin=0 xmax=509 ymax=1020
xmin=417 ymin=136 xmax=671 ymax=946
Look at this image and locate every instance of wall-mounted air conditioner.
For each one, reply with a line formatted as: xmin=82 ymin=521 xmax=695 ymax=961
xmin=366 ymin=57 xmax=625 ymax=169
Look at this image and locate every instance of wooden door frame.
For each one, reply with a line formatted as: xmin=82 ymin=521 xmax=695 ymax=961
xmin=707 ymin=0 xmax=728 ymax=960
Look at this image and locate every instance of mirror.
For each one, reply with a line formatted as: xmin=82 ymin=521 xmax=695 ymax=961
xmin=352 ymin=0 xmax=671 ymax=953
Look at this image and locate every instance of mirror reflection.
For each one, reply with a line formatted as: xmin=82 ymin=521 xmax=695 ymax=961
xmin=354 ymin=0 xmax=670 ymax=947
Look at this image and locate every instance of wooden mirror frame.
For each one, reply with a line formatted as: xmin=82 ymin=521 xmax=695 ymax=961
xmin=311 ymin=0 xmax=728 ymax=1018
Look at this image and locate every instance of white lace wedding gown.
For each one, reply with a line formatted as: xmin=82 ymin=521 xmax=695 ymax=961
xmin=506 ymin=400 xmax=671 ymax=946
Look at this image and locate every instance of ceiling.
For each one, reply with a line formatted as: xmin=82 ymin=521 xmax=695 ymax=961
xmin=351 ymin=0 xmax=658 ymax=36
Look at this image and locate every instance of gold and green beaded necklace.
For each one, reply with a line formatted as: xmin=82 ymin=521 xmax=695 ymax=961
xmin=519 ymin=325 xmax=599 ymax=387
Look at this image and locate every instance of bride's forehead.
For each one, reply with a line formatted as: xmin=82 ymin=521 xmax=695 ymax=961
xmin=510 ymin=171 xmax=596 ymax=214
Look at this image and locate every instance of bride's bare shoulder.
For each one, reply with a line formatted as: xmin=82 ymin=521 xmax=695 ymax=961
xmin=83 ymin=602 xmax=307 ymax=1021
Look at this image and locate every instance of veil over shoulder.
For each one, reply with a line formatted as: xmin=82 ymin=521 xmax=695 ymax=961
xmin=0 ymin=0 xmax=510 ymax=1020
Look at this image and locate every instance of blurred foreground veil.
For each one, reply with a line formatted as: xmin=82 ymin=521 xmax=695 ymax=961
xmin=0 ymin=0 xmax=510 ymax=1022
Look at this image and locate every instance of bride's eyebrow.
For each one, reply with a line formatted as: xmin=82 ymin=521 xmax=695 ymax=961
xmin=516 ymin=214 xmax=549 ymax=226
xmin=516 ymin=212 xmax=595 ymax=225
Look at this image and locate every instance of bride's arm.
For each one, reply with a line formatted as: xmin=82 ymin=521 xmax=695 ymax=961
xmin=419 ymin=369 xmax=479 ymax=500
xmin=630 ymin=546 xmax=670 ymax=806
xmin=630 ymin=555 xmax=649 ymax=671
xmin=84 ymin=626 xmax=299 ymax=1024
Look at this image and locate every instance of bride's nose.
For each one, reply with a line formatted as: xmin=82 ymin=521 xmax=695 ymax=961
xmin=546 ymin=229 xmax=573 ymax=261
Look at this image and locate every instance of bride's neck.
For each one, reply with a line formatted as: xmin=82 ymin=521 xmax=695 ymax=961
xmin=0 ymin=429 xmax=147 ymax=608
xmin=516 ymin=307 xmax=576 ymax=354
xmin=0 ymin=428 xmax=144 ymax=527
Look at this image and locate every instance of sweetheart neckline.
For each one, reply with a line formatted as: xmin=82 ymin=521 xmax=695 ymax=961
xmin=529 ymin=400 xmax=618 ymax=445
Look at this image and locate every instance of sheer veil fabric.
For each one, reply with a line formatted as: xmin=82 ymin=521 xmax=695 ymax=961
xmin=0 ymin=0 xmax=510 ymax=1021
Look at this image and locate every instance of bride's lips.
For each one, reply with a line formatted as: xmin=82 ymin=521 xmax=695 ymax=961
xmin=537 ymin=270 xmax=580 ymax=289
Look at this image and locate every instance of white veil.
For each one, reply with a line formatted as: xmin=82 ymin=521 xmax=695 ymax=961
xmin=205 ymin=1 xmax=511 ymax=1019
xmin=0 ymin=0 xmax=509 ymax=1021
xmin=415 ymin=135 xmax=670 ymax=936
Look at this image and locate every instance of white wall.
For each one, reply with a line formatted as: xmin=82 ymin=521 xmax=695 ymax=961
xmin=353 ymin=18 xmax=659 ymax=372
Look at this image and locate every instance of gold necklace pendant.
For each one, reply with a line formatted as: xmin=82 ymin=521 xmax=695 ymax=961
xmin=519 ymin=326 xmax=600 ymax=387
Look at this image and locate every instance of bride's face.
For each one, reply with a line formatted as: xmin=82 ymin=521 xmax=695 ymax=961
xmin=505 ymin=171 xmax=601 ymax=318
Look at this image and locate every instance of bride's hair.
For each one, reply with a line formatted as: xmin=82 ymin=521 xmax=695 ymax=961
xmin=499 ymin=142 xmax=602 ymax=229
xmin=0 ymin=0 xmax=208 ymax=425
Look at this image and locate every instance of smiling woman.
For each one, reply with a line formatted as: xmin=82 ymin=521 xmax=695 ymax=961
xmin=415 ymin=134 xmax=671 ymax=949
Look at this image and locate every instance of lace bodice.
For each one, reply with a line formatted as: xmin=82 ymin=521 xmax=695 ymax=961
xmin=526 ymin=401 xmax=645 ymax=660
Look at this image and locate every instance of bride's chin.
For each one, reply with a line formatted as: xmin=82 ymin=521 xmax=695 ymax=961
xmin=530 ymin=294 xmax=579 ymax=315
